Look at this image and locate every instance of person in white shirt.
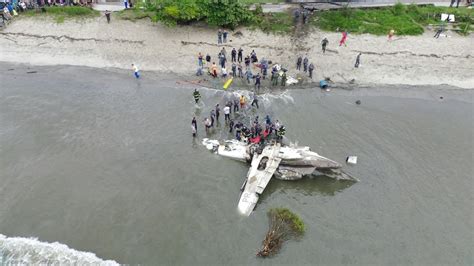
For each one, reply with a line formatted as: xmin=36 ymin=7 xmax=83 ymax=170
xmin=223 ymin=105 xmax=230 ymax=122
xmin=131 ymin=64 xmax=140 ymax=78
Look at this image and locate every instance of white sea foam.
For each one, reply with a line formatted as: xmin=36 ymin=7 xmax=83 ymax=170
xmin=0 ymin=234 xmax=119 ymax=265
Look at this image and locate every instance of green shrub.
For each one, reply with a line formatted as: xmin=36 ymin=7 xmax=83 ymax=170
xmin=391 ymin=2 xmax=406 ymax=16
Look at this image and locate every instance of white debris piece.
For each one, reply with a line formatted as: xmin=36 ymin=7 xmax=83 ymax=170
xmin=346 ymin=156 xmax=358 ymax=165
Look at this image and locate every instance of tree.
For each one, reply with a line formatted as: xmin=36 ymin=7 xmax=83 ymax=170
xmin=257 ymin=208 xmax=305 ymax=257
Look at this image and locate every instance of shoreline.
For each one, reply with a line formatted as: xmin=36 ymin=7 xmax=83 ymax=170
xmin=1 ymin=16 xmax=473 ymax=89
xmin=3 ymin=61 xmax=472 ymax=105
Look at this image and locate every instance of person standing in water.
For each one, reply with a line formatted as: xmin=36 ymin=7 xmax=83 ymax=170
xmin=251 ymin=93 xmax=259 ymax=109
xmin=239 ymin=95 xmax=246 ymax=110
xmin=191 ymin=117 xmax=197 ymax=137
xmin=131 ymin=64 xmax=140 ymax=79
xmin=223 ymin=105 xmax=230 ymax=122
xmin=193 ymin=89 xmax=201 ymax=104
xmin=254 ymin=73 xmax=261 ymax=93
xmin=215 ymin=104 xmax=220 ymax=122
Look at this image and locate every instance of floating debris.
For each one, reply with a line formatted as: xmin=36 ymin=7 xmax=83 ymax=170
xmin=257 ymin=208 xmax=305 ymax=257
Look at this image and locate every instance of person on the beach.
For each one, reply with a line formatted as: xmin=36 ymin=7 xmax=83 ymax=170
xmin=302 ymin=9 xmax=309 ymax=24
xmin=105 ymin=10 xmax=111 ymax=24
xmin=238 ymin=48 xmax=243 ymax=62
xmin=388 ymin=29 xmax=395 ymax=41
xmin=434 ymin=24 xmax=445 ymax=38
xmin=271 ymin=67 xmax=278 ymax=86
xmin=231 ymin=63 xmax=236 ymax=77
xmin=255 ymin=73 xmax=261 ymax=93
xmin=321 ymin=38 xmax=329 ymax=53
xmin=339 ymin=31 xmax=348 ymax=46
xmin=238 ymin=64 xmax=243 ymax=78
xmin=303 ymin=56 xmax=309 ymax=72
xmin=251 ymin=50 xmax=257 ymax=63
xmin=296 ymin=56 xmax=302 ymax=70
xmin=231 ymin=48 xmax=237 ymax=62
xmin=193 ymin=89 xmax=201 ymax=104
xmin=221 ymin=67 xmax=228 ymax=78
xmin=131 ymin=64 xmax=140 ymax=78
xmin=223 ymin=30 xmax=228 ymax=43
xmin=244 ymin=55 xmax=250 ymax=68
xmin=449 ymin=0 xmax=461 ymax=7
xmin=308 ymin=63 xmax=314 ymax=78
xmin=196 ymin=66 xmax=203 ymax=76
xmin=198 ymin=52 xmax=203 ymax=67
xmin=217 ymin=29 xmax=222 ymax=44
xmin=354 ymin=53 xmax=362 ymax=68
xmin=206 ymin=54 xmax=211 ymax=64
xmin=123 ymin=0 xmax=128 ymax=9
xmin=224 ymin=105 xmax=230 ymax=122
xmin=251 ymin=93 xmax=259 ymax=109
xmin=293 ymin=9 xmax=300 ymax=24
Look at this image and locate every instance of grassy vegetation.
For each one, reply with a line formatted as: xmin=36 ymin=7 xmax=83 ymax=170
xmin=117 ymin=8 xmax=158 ymax=22
xmin=312 ymin=4 xmax=474 ymax=35
xmin=23 ymin=6 xmax=99 ymax=23
xmin=117 ymin=3 xmax=472 ymax=36
xmin=248 ymin=11 xmax=294 ymax=34
xmin=240 ymin=0 xmax=285 ymax=4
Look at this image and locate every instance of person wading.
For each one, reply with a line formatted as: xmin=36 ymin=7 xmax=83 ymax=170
xmin=251 ymin=93 xmax=259 ymax=109
xmin=255 ymin=73 xmax=261 ymax=93
xmin=131 ymin=64 xmax=140 ymax=79
xmin=224 ymin=105 xmax=230 ymax=122
xmin=193 ymin=89 xmax=201 ymax=104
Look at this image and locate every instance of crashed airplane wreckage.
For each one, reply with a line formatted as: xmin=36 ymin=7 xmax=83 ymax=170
xmin=202 ymin=139 xmax=359 ymax=216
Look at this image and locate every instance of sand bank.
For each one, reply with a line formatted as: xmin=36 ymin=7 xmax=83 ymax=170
xmin=0 ymin=16 xmax=473 ymax=89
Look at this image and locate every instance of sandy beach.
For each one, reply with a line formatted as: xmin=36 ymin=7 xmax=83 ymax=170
xmin=1 ymin=16 xmax=473 ymax=88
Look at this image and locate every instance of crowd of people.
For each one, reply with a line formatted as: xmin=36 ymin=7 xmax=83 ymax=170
xmin=195 ymin=30 xmax=322 ymax=94
xmin=191 ymin=88 xmax=286 ymax=144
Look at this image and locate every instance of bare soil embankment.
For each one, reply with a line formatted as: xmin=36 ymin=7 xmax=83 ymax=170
xmin=1 ymin=17 xmax=473 ymax=88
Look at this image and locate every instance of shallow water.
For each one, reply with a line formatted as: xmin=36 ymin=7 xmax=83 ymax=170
xmin=0 ymin=63 xmax=473 ymax=265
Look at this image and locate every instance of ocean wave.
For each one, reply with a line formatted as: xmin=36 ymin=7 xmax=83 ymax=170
xmin=0 ymin=234 xmax=118 ymax=265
